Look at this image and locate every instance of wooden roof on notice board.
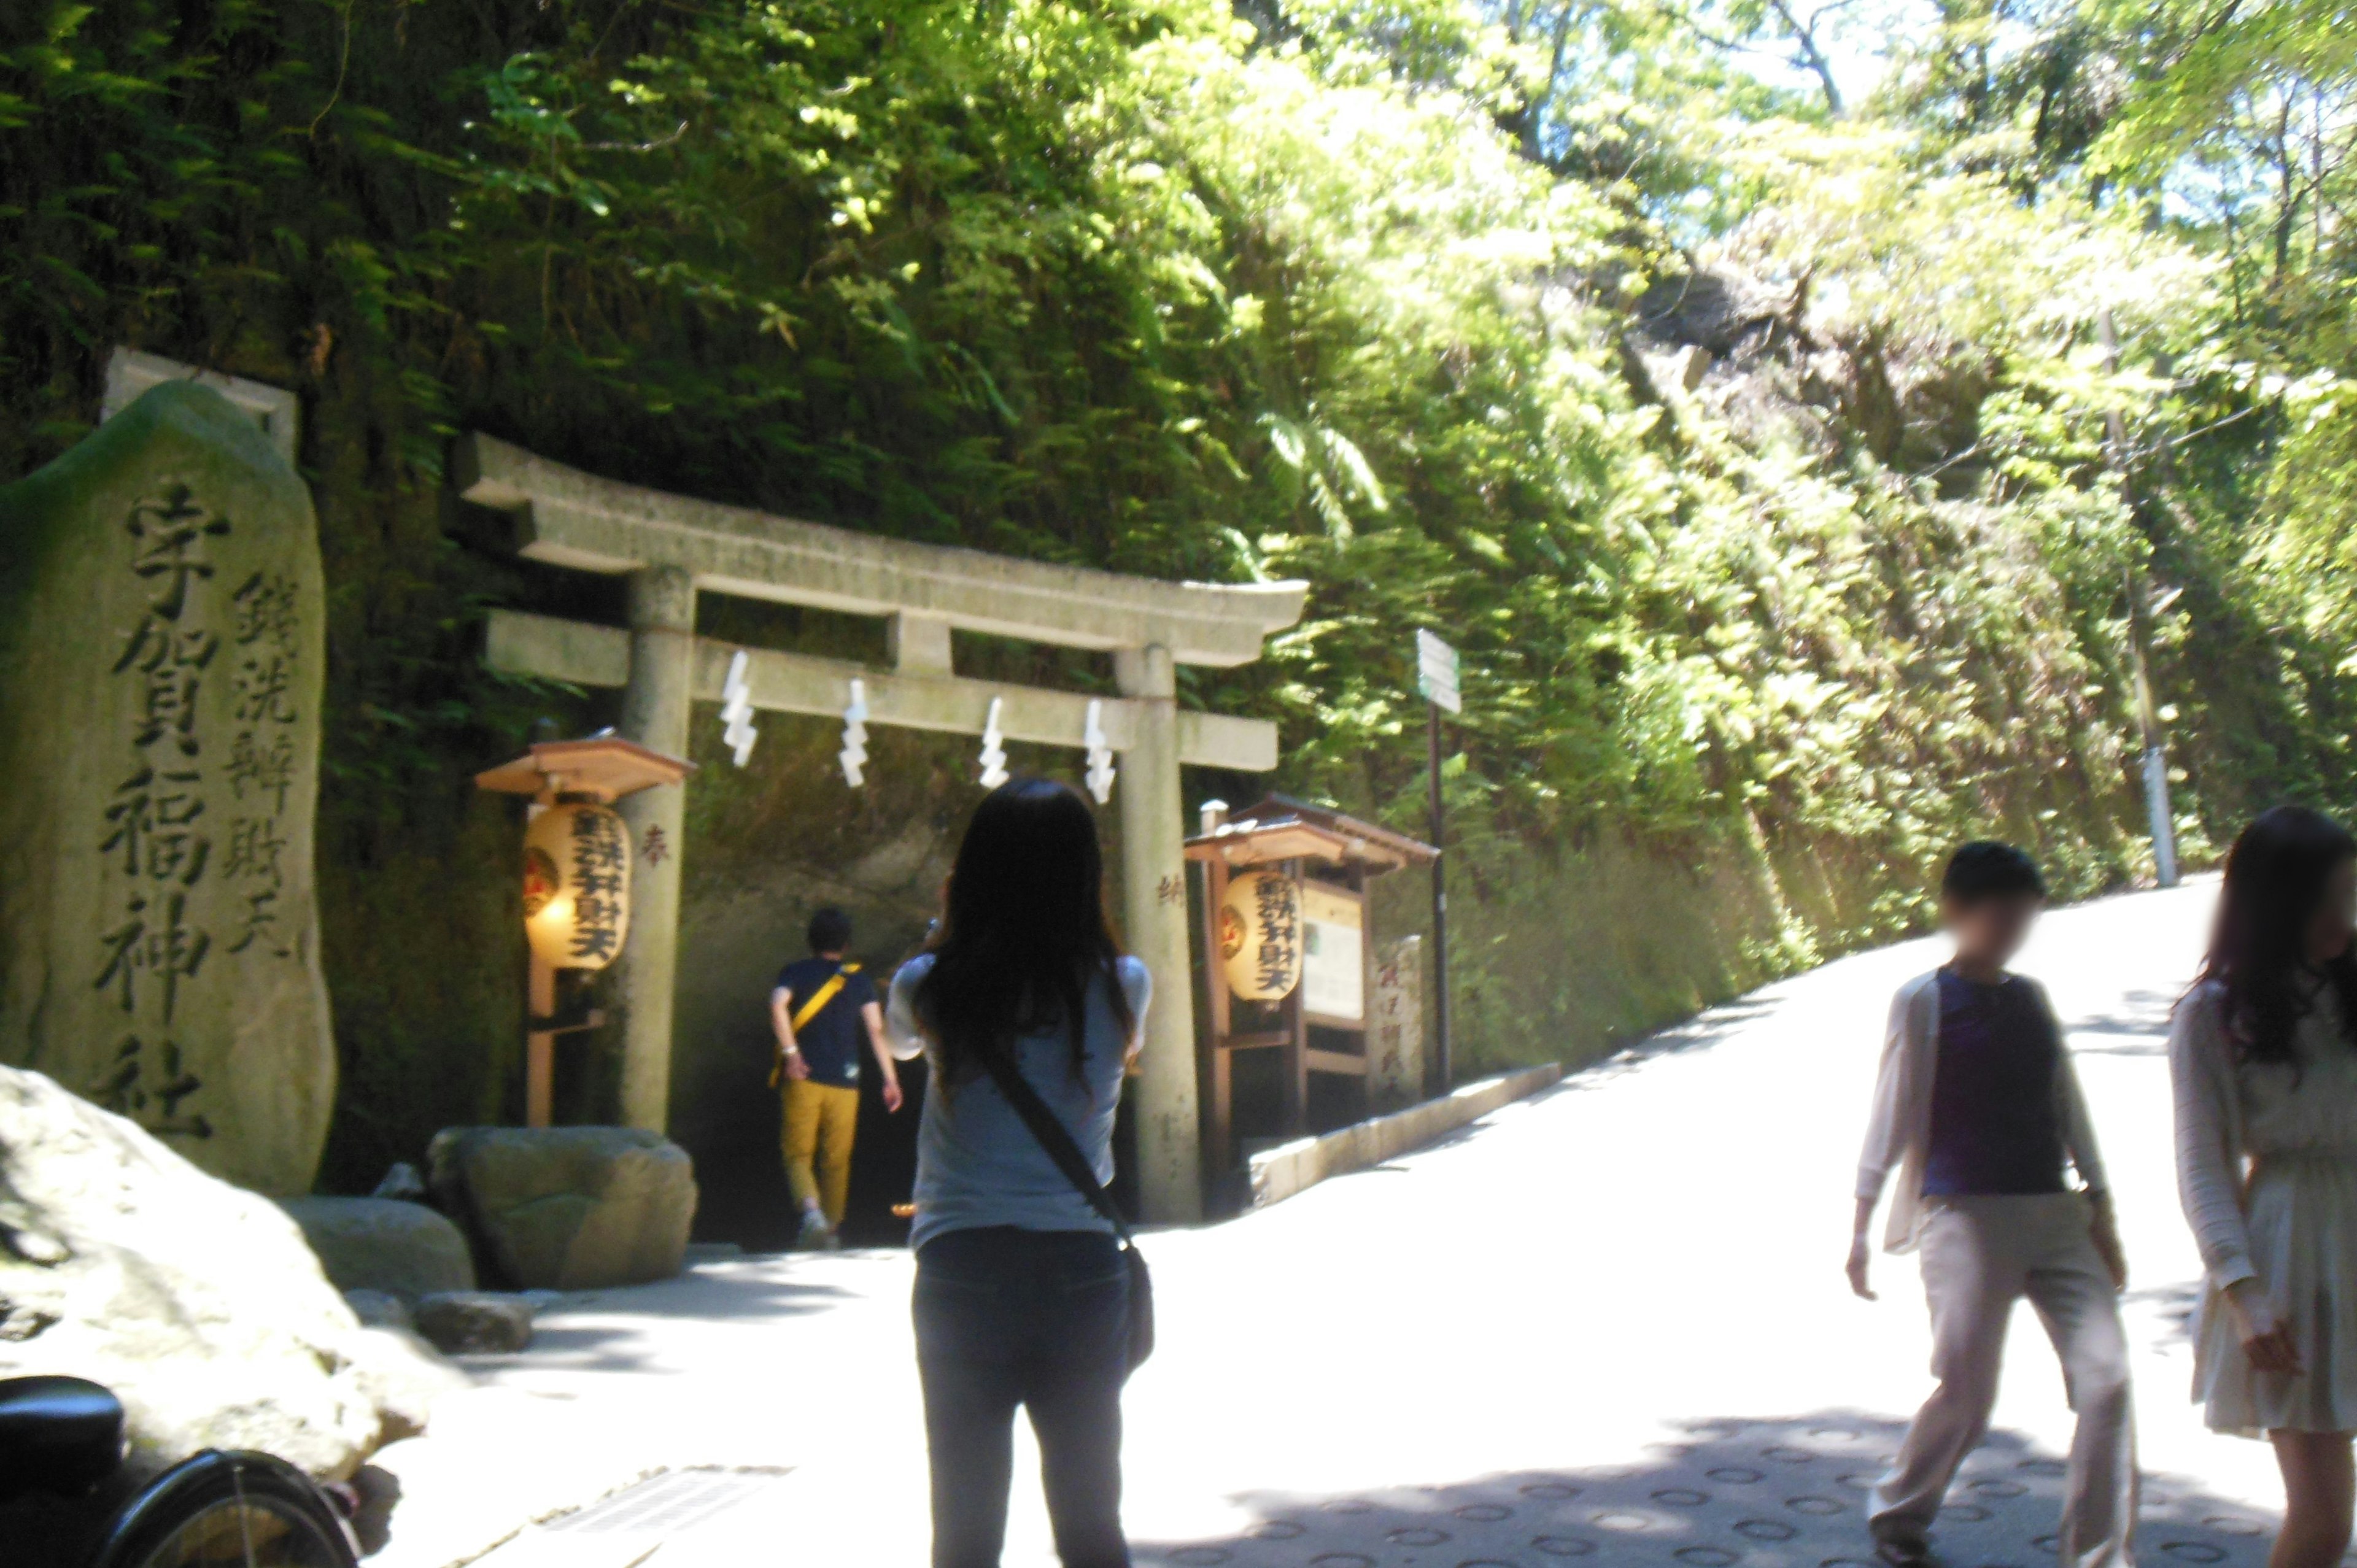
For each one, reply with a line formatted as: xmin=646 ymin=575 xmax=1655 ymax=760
xmin=1183 ymin=794 xmax=1438 ymax=873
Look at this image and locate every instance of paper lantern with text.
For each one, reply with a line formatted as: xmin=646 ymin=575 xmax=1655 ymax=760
xmin=1218 ymin=869 xmax=1302 ymax=1002
xmin=522 ymin=802 xmax=633 ymax=971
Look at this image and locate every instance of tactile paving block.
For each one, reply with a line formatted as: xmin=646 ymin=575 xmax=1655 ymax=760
xmin=1133 ymin=1414 xmax=2277 ymax=1568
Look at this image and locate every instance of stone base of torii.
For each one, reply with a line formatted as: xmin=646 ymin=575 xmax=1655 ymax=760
xmin=452 ymin=434 xmax=1305 ymax=1222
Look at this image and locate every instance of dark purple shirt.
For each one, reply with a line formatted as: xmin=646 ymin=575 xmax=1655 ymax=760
xmin=1921 ymin=967 xmax=2067 ymax=1197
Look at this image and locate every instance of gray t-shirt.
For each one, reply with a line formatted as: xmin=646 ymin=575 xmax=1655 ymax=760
xmin=886 ymin=952 xmax=1150 ymax=1250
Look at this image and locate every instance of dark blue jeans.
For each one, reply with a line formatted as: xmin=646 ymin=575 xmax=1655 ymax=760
xmin=913 ymin=1226 xmax=1131 ymax=1568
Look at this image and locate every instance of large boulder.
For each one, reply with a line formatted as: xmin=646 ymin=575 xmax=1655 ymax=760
xmin=0 ymin=1066 xmax=460 ymax=1480
xmin=280 ymin=1195 xmax=476 ymax=1297
xmin=0 ymin=379 xmax=336 ymax=1197
xmin=428 ymin=1126 xmax=695 ymax=1290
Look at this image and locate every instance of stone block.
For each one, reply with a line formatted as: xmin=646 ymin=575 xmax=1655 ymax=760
xmin=413 ymin=1292 xmax=534 ymax=1355
xmin=1369 ymin=935 xmax=1425 ymax=1110
xmin=427 ymin=1126 xmax=696 ymax=1290
xmin=281 ymin=1195 xmax=476 ymax=1298
xmin=343 ymin=1289 xmax=413 ymax=1332
xmin=0 ymin=379 xmax=335 ymax=1196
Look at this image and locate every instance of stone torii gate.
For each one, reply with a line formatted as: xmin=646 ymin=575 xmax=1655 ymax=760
xmin=453 ymin=434 xmax=1306 ymax=1222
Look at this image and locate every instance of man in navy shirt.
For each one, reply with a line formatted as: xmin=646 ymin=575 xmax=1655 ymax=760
xmin=773 ymin=907 xmax=901 ymax=1249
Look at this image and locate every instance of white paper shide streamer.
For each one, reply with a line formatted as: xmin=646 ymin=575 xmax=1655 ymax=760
xmin=838 ymin=679 xmax=870 ymax=787
xmin=719 ymin=649 xmax=759 ymax=767
xmin=1083 ymin=698 xmax=1116 ymax=804
xmin=978 ymin=696 xmax=1010 ymax=788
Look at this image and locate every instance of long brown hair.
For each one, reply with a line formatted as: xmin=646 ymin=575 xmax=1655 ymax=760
xmin=2196 ymin=805 xmax=2357 ymax=1067
xmin=913 ymin=777 xmax=1134 ymax=1089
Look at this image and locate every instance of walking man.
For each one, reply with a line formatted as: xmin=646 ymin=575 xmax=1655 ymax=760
xmin=773 ymin=906 xmax=902 ymax=1250
xmin=1849 ymin=842 xmax=2137 ymax=1568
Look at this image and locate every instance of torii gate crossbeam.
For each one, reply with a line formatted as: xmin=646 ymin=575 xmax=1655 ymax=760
xmin=454 ymin=434 xmax=1306 ymax=1222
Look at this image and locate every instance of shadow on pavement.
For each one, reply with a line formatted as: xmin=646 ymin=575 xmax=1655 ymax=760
xmin=2124 ymin=1278 xmax=2203 ymax=1356
xmin=2063 ymin=986 xmax=2181 ymax=1057
xmin=461 ymin=1265 xmax=867 ymax=1372
xmin=1132 ymin=1412 xmax=2275 ymax=1568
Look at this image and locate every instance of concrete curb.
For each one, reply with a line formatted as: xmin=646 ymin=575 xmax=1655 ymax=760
xmin=1245 ymin=1062 xmax=1563 ymax=1210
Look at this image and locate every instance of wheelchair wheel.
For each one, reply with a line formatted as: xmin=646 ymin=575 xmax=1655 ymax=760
xmin=90 ymin=1451 xmax=356 ymax=1568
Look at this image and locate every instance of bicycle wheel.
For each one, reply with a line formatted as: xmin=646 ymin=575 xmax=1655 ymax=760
xmin=90 ymin=1451 xmax=357 ymax=1568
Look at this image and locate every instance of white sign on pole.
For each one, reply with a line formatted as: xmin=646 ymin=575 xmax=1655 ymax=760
xmin=1416 ymin=628 xmax=1462 ymax=714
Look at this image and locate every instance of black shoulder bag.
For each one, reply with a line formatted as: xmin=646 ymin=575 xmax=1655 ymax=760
xmin=972 ymin=1049 xmax=1155 ymax=1377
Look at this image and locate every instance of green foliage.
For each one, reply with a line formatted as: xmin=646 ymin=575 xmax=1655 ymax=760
xmin=3 ymin=0 xmax=2320 ymax=1178
xmin=1871 ymin=0 xmax=2357 ymax=830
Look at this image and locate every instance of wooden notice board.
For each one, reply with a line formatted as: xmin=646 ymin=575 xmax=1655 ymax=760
xmin=1300 ymin=879 xmax=1366 ymax=1028
xmin=1184 ymin=797 xmax=1436 ymax=1188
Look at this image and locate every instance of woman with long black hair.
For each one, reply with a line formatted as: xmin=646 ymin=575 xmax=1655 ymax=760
xmin=2174 ymin=805 xmax=2357 ymax=1568
xmin=885 ymin=777 xmax=1149 ymax=1568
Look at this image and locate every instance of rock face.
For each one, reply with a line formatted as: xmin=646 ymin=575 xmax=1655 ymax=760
xmin=0 ymin=380 xmax=336 ymax=1196
xmin=428 ymin=1126 xmax=696 ymax=1290
xmin=280 ymin=1195 xmax=477 ymax=1297
xmin=412 ymin=1291 xmax=535 ymax=1355
xmin=0 ymin=1066 xmax=451 ymax=1479
xmin=1636 ymin=266 xmax=1792 ymax=357
xmin=1626 ymin=261 xmax=1997 ymax=479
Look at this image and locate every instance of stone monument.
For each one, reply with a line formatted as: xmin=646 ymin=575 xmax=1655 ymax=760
xmin=0 ymin=380 xmax=336 ymax=1195
xmin=1369 ymin=934 xmax=1425 ymax=1110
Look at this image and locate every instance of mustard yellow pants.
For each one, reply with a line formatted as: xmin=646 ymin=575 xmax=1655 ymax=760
xmin=781 ymin=1079 xmax=860 ymax=1226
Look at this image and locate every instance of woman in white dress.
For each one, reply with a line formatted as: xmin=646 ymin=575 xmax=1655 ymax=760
xmin=2173 ymin=805 xmax=2357 ymax=1568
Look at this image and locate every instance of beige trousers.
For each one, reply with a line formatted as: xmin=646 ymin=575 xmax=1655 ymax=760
xmin=1871 ymin=1194 xmax=2137 ymax=1568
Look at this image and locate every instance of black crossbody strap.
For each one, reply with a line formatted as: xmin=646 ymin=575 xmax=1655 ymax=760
xmin=974 ymin=1048 xmax=1134 ymax=1247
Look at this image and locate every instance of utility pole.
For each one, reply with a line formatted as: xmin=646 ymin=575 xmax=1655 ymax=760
xmin=2099 ymin=310 xmax=2180 ymax=888
xmin=1415 ymin=629 xmax=1460 ymax=1094
xmin=2125 ymin=574 xmax=2180 ymax=888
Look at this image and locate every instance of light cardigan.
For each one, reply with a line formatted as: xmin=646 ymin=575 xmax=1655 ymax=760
xmin=1856 ymin=968 xmax=2111 ymax=1254
xmin=2167 ymin=979 xmax=2264 ymax=1297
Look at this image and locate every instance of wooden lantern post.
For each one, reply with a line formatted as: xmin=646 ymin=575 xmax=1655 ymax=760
xmin=1185 ymin=796 xmax=1437 ymax=1181
xmin=476 ymin=736 xmax=694 ymax=1127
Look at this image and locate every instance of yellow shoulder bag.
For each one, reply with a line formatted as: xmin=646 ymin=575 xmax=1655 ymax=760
xmin=770 ymin=963 xmax=863 ymax=1087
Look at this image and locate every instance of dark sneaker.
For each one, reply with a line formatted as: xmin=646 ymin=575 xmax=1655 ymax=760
xmin=1873 ymin=1537 xmax=1939 ymax=1568
xmin=795 ymin=1213 xmax=837 ymax=1251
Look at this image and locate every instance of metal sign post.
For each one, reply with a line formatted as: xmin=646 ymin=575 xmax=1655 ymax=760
xmin=1416 ymin=629 xmax=1461 ymax=1094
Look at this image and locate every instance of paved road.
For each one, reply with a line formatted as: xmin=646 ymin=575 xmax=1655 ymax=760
xmin=375 ymin=878 xmax=2289 ymax=1568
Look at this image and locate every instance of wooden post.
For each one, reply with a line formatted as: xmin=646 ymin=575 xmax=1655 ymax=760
xmin=1116 ymin=643 xmax=1204 ymax=1222
xmin=616 ymin=565 xmax=695 ymax=1133
xmin=1198 ymin=852 xmax=1234 ymax=1178
xmin=527 ymin=954 xmax=557 ymax=1128
xmin=1282 ymin=857 xmax=1308 ymax=1138
xmin=1428 ymin=701 xmax=1452 ymax=1094
xmin=1354 ymin=863 xmax=1372 ymax=1124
